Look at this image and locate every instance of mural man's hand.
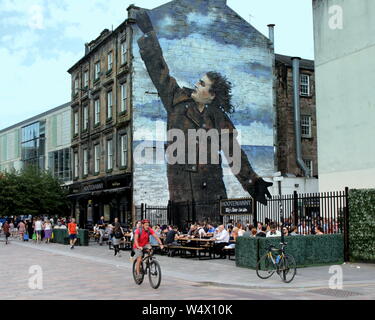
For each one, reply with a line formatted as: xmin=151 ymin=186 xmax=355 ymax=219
xmin=247 ymin=178 xmax=273 ymax=206
xmin=136 ymin=9 xmax=154 ymax=34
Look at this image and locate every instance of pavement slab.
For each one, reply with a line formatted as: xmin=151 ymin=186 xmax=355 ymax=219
xmin=0 ymin=238 xmax=374 ymax=300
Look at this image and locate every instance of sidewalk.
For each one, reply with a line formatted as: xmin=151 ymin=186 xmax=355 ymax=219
xmin=9 ymin=238 xmax=375 ymax=291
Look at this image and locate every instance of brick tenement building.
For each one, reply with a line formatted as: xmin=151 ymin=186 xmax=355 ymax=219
xmin=67 ymin=23 xmax=133 ymax=226
xmin=275 ymin=54 xmax=318 ymax=178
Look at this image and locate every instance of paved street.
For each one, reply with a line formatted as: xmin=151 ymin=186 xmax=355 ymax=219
xmin=1 ymin=237 xmax=375 ymax=300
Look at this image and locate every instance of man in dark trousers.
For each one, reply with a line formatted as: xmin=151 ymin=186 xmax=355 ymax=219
xmin=136 ymin=10 xmax=273 ymax=224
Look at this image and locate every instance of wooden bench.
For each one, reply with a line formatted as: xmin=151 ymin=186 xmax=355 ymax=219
xmin=108 ymin=239 xmax=132 ymax=251
xmin=223 ymin=247 xmax=235 ymax=260
xmin=167 ymin=245 xmax=211 ymax=260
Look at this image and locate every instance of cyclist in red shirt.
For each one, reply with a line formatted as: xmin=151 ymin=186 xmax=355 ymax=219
xmin=134 ymin=219 xmax=164 ymax=280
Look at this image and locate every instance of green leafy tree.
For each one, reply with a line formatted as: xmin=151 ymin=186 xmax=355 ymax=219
xmin=0 ymin=166 xmax=69 ymax=217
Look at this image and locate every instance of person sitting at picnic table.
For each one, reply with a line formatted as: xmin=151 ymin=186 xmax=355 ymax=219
xmin=149 ymin=225 xmax=160 ymax=246
xmin=206 ymin=224 xmax=216 ymax=235
xmin=236 ymin=223 xmax=245 ymax=237
xmin=165 ymin=226 xmax=182 ymax=246
xmin=256 ymin=226 xmax=267 ymax=237
xmin=196 ymin=224 xmax=207 ymax=238
xmin=315 ymin=225 xmax=324 ymax=235
xmin=212 ymin=225 xmax=230 ymax=258
xmin=266 ymin=223 xmax=281 ymax=237
xmin=290 ymin=226 xmax=299 ymax=236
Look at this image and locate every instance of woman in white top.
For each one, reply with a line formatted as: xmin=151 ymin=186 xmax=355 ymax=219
xmin=43 ymin=220 xmax=53 ymax=243
xmin=34 ymin=218 xmax=43 ymax=244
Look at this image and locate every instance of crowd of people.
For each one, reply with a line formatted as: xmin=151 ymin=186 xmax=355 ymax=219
xmin=0 ymin=216 xmax=79 ymax=245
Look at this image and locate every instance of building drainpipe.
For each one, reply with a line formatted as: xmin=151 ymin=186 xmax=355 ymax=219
xmin=268 ymin=24 xmax=278 ymax=178
xmin=292 ymin=57 xmax=310 ymax=177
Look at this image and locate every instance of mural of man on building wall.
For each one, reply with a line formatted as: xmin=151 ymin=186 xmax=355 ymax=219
xmin=136 ymin=9 xmax=273 ymax=208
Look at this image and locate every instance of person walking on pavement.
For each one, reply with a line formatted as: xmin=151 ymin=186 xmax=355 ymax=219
xmin=97 ymin=216 xmax=106 ymax=246
xmin=43 ymin=219 xmax=53 ymax=244
xmin=2 ymin=221 xmax=11 ymax=245
xmin=68 ymin=218 xmax=78 ymax=249
xmin=18 ymin=220 xmax=26 ymax=241
xmin=112 ymin=221 xmax=124 ymax=257
xmin=34 ymin=217 xmax=43 ymax=244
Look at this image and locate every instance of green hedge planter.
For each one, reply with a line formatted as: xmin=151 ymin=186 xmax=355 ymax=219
xmin=349 ymin=189 xmax=375 ymax=262
xmin=52 ymin=229 xmax=89 ymax=246
xmin=236 ymin=234 xmax=344 ymax=269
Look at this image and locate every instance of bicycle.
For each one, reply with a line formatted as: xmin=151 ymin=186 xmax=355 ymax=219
xmin=132 ymin=248 xmax=162 ymax=289
xmin=256 ymin=242 xmax=297 ymax=283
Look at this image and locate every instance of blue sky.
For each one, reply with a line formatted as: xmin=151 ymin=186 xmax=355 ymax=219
xmin=0 ymin=0 xmax=314 ymax=131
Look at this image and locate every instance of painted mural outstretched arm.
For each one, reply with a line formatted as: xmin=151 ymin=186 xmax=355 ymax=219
xmin=219 ymin=112 xmax=273 ymax=206
xmin=136 ymin=10 xmax=180 ymax=111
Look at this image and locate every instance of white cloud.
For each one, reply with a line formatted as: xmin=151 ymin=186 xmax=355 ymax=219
xmin=28 ymin=4 xmax=44 ymax=30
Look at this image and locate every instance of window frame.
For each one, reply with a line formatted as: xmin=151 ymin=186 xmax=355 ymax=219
xmin=121 ymin=42 xmax=127 ymax=65
xmin=107 ymin=51 xmax=113 ymax=72
xmin=73 ymin=151 xmax=79 ymax=179
xmin=120 ymin=83 xmax=127 ymax=113
xmin=300 ymin=74 xmax=310 ymax=97
xmin=73 ymin=111 xmax=79 ymax=136
xmin=94 ymin=98 xmax=101 ymax=126
xmin=95 ymin=61 xmax=101 ymax=81
xmin=83 ymin=148 xmax=89 ymax=176
xmin=120 ymin=133 xmax=128 ymax=169
xmin=301 ymin=115 xmax=312 ymax=138
xmin=303 ymin=159 xmax=313 ymax=176
xmin=107 ymin=90 xmax=113 ymax=120
xmin=82 ymin=104 xmax=89 ymax=131
xmin=94 ymin=144 xmax=100 ymax=174
xmin=84 ymin=70 xmax=89 ymax=88
xmin=106 ymin=139 xmax=113 ymax=171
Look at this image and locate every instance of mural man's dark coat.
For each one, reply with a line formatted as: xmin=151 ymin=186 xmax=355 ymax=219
xmin=138 ymin=31 xmax=262 ymax=201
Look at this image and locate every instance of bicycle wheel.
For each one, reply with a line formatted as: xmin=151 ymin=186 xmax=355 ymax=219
xmin=148 ymin=259 xmax=162 ymax=289
xmin=256 ymin=253 xmax=277 ymax=279
xmin=278 ymin=254 xmax=297 ymax=283
xmin=132 ymin=259 xmax=145 ymax=285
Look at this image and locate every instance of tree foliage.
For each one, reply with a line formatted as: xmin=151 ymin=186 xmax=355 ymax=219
xmin=0 ymin=166 xmax=69 ymax=217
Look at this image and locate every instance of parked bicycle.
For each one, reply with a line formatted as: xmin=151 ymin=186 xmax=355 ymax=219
xmin=132 ymin=248 xmax=162 ymax=289
xmin=256 ymin=242 xmax=297 ymax=283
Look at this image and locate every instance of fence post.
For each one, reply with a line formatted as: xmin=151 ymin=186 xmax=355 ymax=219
xmin=344 ymin=187 xmax=350 ymax=262
xmin=167 ymin=200 xmax=172 ymax=225
xmin=192 ymin=200 xmax=196 ymax=224
xmin=293 ymin=191 xmax=299 ymax=227
xmin=140 ymin=203 xmax=144 ymax=220
xmin=253 ymin=198 xmax=258 ymax=227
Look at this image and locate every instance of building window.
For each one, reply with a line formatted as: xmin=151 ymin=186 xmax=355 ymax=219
xmin=83 ymin=149 xmax=88 ymax=176
xmin=95 ymin=61 xmax=101 ymax=80
xmin=83 ymin=105 xmax=88 ymax=131
xmin=107 ymin=139 xmax=113 ymax=171
xmin=303 ymin=159 xmax=313 ymax=176
xmin=84 ymin=71 xmax=89 ymax=88
xmin=121 ymin=42 xmax=127 ymax=65
xmin=107 ymin=91 xmax=113 ymax=120
xmin=74 ymin=78 xmax=79 ymax=95
xmin=74 ymin=152 xmax=79 ymax=179
xmin=48 ymin=148 xmax=71 ymax=182
xmin=21 ymin=121 xmax=45 ymax=170
xmin=94 ymin=144 xmax=100 ymax=174
xmin=120 ymin=134 xmax=128 ymax=168
xmin=301 ymin=115 xmax=312 ymax=138
xmin=74 ymin=111 xmax=79 ymax=135
xmin=121 ymin=83 xmax=127 ymax=113
xmin=300 ymin=74 xmax=310 ymax=96
xmin=94 ymin=99 xmax=100 ymax=125
xmin=107 ymin=52 xmax=113 ymax=71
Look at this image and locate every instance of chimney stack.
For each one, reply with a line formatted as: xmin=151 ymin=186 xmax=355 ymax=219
xmin=267 ymin=24 xmax=275 ymax=50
